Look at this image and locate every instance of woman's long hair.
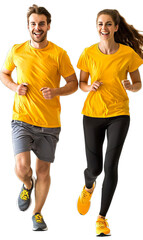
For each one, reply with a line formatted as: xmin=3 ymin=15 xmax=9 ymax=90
xmin=97 ymin=9 xmax=143 ymax=58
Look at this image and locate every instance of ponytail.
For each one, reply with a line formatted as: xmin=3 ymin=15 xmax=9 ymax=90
xmin=97 ymin=9 xmax=143 ymax=58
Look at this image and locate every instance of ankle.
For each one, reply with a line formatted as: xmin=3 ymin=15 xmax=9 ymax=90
xmin=85 ymin=186 xmax=94 ymax=194
xmin=98 ymin=215 xmax=105 ymax=220
xmin=24 ymin=179 xmax=33 ymax=190
xmin=33 ymin=211 xmax=41 ymax=216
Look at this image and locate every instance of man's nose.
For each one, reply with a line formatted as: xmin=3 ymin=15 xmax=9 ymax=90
xmin=35 ymin=24 xmax=41 ymax=30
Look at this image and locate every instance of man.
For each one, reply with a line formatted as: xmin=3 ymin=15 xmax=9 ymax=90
xmin=0 ymin=4 xmax=78 ymax=231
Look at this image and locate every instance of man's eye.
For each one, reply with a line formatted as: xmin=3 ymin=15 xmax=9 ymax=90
xmin=39 ymin=23 xmax=45 ymax=26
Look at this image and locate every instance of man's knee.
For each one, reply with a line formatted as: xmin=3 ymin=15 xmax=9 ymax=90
xmin=15 ymin=152 xmax=31 ymax=178
xmin=36 ymin=161 xmax=51 ymax=181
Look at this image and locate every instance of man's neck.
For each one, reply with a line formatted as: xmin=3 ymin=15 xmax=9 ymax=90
xmin=30 ymin=39 xmax=49 ymax=49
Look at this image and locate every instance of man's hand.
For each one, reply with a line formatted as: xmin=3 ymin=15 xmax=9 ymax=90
xmin=40 ymin=87 xmax=57 ymax=99
xmin=16 ymin=83 xmax=28 ymax=95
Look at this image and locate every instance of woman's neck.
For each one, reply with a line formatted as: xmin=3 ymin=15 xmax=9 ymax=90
xmin=98 ymin=40 xmax=119 ymax=55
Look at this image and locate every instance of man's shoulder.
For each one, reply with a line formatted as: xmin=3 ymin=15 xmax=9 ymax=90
xmin=49 ymin=41 xmax=66 ymax=55
xmin=11 ymin=41 xmax=28 ymax=52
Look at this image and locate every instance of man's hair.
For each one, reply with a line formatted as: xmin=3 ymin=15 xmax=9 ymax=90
xmin=27 ymin=4 xmax=51 ymax=24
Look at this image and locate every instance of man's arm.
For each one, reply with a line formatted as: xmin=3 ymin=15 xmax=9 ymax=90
xmin=40 ymin=73 xmax=78 ymax=99
xmin=0 ymin=68 xmax=28 ymax=95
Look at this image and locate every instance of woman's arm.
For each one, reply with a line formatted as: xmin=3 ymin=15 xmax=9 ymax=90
xmin=79 ymin=70 xmax=102 ymax=92
xmin=122 ymin=69 xmax=142 ymax=92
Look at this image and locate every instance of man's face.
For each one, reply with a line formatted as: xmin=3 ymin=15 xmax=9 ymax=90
xmin=28 ymin=13 xmax=50 ymax=43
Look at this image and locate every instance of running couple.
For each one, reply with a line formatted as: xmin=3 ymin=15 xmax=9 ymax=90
xmin=0 ymin=4 xmax=143 ymax=235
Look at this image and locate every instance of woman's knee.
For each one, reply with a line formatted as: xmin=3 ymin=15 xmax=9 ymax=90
xmin=84 ymin=165 xmax=102 ymax=179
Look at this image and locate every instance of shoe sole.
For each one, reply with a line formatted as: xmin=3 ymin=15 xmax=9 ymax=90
xmin=33 ymin=227 xmax=48 ymax=231
xmin=96 ymin=233 xmax=111 ymax=237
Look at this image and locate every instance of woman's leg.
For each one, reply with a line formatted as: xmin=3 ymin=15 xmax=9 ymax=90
xmin=83 ymin=116 xmax=106 ymax=189
xmin=77 ymin=116 xmax=106 ymax=215
xmin=99 ymin=116 xmax=130 ymax=217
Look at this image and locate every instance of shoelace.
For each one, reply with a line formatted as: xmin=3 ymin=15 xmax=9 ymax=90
xmin=81 ymin=189 xmax=91 ymax=203
xmin=35 ymin=214 xmax=43 ymax=223
xmin=97 ymin=219 xmax=109 ymax=229
xmin=20 ymin=189 xmax=30 ymax=200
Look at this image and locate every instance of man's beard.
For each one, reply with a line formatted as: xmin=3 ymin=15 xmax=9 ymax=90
xmin=30 ymin=31 xmax=47 ymax=43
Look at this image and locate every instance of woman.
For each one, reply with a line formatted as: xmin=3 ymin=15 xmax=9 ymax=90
xmin=77 ymin=9 xmax=143 ymax=236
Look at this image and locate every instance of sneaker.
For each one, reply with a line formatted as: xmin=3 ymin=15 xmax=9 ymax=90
xmin=96 ymin=217 xmax=111 ymax=236
xmin=77 ymin=183 xmax=95 ymax=215
xmin=32 ymin=213 xmax=48 ymax=231
xmin=18 ymin=177 xmax=34 ymax=211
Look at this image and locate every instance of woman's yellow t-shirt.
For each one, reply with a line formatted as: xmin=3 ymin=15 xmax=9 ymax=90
xmin=77 ymin=43 xmax=143 ymax=118
xmin=4 ymin=41 xmax=75 ymax=127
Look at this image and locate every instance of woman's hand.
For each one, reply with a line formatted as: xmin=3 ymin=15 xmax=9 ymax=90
xmin=122 ymin=80 xmax=133 ymax=91
xmin=90 ymin=81 xmax=103 ymax=91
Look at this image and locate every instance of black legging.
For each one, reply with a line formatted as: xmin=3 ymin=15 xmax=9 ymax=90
xmin=83 ymin=115 xmax=130 ymax=217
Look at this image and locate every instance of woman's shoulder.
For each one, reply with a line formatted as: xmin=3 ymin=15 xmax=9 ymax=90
xmin=119 ymin=43 xmax=135 ymax=53
xmin=82 ymin=43 xmax=98 ymax=56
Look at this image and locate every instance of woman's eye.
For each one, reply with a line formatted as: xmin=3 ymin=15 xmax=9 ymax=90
xmin=106 ymin=23 xmax=112 ymax=26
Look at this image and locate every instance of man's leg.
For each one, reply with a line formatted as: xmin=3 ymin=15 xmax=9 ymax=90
xmin=15 ymin=151 xmax=34 ymax=211
xmin=15 ymin=151 xmax=32 ymax=190
xmin=33 ymin=158 xmax=51 ymax=215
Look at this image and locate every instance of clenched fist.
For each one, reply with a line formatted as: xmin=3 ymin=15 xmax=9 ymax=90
xmin=40 ymin=87 xmax=57 ymax=99
xmin=90 ymin=81 xmax=103 ymax=92
xmin=122 ymin=80 xmax=133 ymax=91
xmin=16 ymin=83 xmax=28 ymax=95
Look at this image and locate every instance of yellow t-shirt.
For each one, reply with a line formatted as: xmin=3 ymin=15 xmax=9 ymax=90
xmin=4 ymin=41 xmax=75 ymax=127
xmin=77 ymin=43 xmax=143 ymax=118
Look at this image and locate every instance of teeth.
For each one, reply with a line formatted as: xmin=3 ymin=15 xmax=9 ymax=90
xmin=34 ymin=32 xmax=42 ymax=35
xmin=101 ymin=32 xmax=109 ymax=35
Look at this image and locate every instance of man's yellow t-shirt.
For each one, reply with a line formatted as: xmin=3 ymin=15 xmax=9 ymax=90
xmin=4 ymin=41 xmax=75 ymax=127
xmin=77 ymin=43 xmax=143 ymax=118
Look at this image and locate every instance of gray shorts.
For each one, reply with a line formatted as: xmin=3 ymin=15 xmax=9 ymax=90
xmin=11 ymin=120 xmax=61 ymax=162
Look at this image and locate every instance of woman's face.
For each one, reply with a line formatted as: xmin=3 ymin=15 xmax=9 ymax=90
xmin=97 ymin=14 xmax=118 ymax=41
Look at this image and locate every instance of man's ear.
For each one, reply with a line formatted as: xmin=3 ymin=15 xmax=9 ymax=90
xmin=47 ymin=23 xmax=51 ymax=31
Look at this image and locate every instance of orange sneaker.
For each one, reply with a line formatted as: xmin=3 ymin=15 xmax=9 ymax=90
xmin=77 ymin=184 xmax=95 ymax=215
xmin=96 ymin=217 xmax=111 ymax=236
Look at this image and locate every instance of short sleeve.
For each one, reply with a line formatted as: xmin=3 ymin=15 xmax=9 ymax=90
xmin=3 ymin=46 xmax=16 ymax=71
xmin=77 ymin=49 xmax=89 ymax=72
xmin=59 ymin=51 xmax=75 ymax=78
xmin=128 ymin=49 xmax=143 ymax=72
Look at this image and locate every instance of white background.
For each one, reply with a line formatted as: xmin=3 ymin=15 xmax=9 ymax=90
xmin=0 ymin=0 xmax=143 ymax=239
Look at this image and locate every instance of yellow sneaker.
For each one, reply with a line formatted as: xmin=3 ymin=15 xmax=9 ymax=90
xmin=77 ymin=184 xmax=95 ymax=215
xmin=96 ymin=217 xmax=111 ymax=236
